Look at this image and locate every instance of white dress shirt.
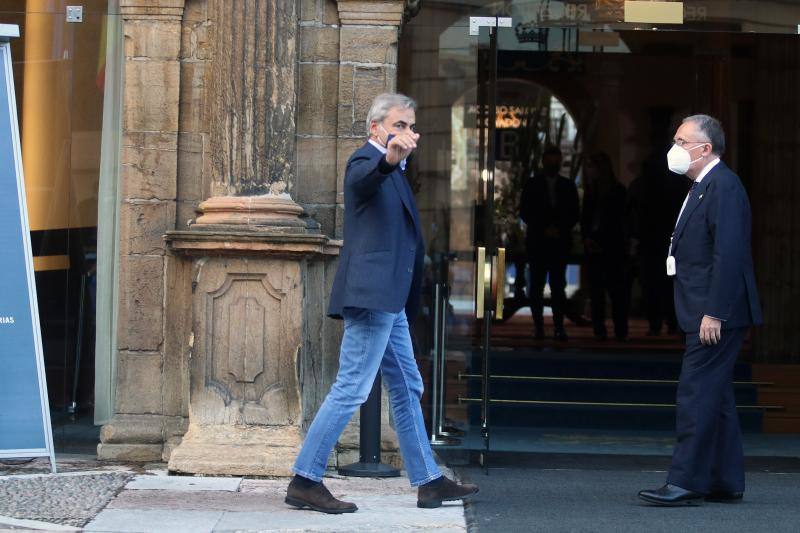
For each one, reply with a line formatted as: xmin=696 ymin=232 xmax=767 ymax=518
xmin=674 ymin=157 xmax=720 ymax=227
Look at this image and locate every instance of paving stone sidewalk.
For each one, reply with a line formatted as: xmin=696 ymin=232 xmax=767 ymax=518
xmin=0 ymin=460 xmax=467 ymax=532
xmin=0 ymin=471 xmax=132 ymax=529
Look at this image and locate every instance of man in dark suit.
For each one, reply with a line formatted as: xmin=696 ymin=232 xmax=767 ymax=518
xmin=519 ymin=146 xmax=580 ymax=341
xmin=639 ymin=115 xmax=763 ymax=506
xmin=286 ymin=93 xmax=477 ymax=514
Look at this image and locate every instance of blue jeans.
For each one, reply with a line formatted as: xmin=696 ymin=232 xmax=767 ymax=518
xmin=293 ymin=307 xmax=442 ymax=486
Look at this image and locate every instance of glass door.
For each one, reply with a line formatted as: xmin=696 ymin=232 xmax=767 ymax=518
xmin=399 ymin=7 xmax=513 ymax=468
xmin=402 ymin=0 xmax=800 ymax=460
xmin=1 ymin=1 xmax=117 ymax=455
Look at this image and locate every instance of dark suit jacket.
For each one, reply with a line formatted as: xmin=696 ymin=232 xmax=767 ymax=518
xmin=328 ymin=142 xmax=424 ymax=320
xmin=581 ymin=182 xmax=628 ymax=257
xmin=671 ymin=161 xmax=763 ymax=333
xmin=519 ymin=173 xmax=580 ymax=257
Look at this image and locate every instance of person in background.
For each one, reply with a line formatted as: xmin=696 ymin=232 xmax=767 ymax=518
xmin=519 ymin=146 xmax=580 ymax=341
xmin=628 ymin=150 xmax=686 ymax=336
xmin=580 ymin=152 xmax=629 ymax=341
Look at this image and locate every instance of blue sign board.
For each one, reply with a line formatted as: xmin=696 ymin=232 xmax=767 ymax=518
xmin=0 ymin=27 xmax=56 ymax=472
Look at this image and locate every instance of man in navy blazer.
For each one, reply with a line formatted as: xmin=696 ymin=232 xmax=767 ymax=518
xmin=639 ymin=115 xmax=763 ymax=506
xmin=286 ymin=93 xmax=477 ymax=514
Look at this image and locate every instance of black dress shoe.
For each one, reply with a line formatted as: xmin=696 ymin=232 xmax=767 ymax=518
xmin=705 ymin=490 xmax=743 ymax=503
xmin=418 ymin=476 xmax=479 ymax=508
xmin=638 ymin=484 xmax=704 ymax=506
xmin=285 ymin=477 xmax=358 ymax=514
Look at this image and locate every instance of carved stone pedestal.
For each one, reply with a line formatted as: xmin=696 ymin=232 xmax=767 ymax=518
xmin=165 ymin=195 xmax=339 ymax=476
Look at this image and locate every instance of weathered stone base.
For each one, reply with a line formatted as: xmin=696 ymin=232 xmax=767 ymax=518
xmin=97 ymin=414 xmax=188 ymax=462
xmin=97 ymin=443 xmax=164 ymax=462
xmin=167 ymin=424 xmax=303 ymax=477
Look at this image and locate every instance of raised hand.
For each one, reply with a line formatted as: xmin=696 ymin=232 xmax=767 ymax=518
xmin=385 ymin=131 xmax=420 ymax=166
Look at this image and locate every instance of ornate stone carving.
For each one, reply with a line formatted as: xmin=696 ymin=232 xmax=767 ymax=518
xmin=205 ymin=274 xmax=286 ymax=419
xmin=227 ymin=297 xmax=265 ymax=384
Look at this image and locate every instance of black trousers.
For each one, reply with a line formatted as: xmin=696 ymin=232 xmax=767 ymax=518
xmin=528 ymin=251 xmax=567 ymax=330
xmin=639 ymin=253 xmax=677 ymax=332
xmin=667 ymin=327 xmax=747 ymax=494
xmin=586 ymin=252 xmax=629 ymax=339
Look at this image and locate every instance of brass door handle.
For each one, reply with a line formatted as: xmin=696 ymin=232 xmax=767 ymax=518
xmin=476 ymin=247 xmax=486 ymax=319
xmin=495 ymin=247 xmax=505 ymax=320
xmin=476 ymin=247 xmax=505 ymax=320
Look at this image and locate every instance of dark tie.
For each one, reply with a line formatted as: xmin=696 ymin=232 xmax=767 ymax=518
xmin=688 ymin=180 xmax=698 ymax=195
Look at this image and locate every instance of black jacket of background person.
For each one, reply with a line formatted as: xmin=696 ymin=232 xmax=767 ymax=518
xmin=519 ymin=173 xmax=580 ymax=257
xmin=581 ymin=182 xmax=628 ymax=257
xmin=628 ymin=154 xmax=687 ymax=256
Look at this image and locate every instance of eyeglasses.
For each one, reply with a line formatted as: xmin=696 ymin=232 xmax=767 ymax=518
xmin=386 ymin=122 xmax=417 ymax=134
xmin=672 ymin=139 xmax=709 ymax=148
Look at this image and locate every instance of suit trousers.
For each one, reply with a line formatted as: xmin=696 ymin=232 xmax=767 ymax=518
xmin=586 ymin=251 xmax=629 ymax=339
xmin=667 ymin=327 xmax=747 ymax=494
xmin=528 ymin=247 xmax=568 ymax=330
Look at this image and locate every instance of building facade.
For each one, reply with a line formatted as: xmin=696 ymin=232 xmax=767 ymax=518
xmin=96 ymin=0 xmax=421 ymax=473
xmin=4 ymin=1 xmax=799 ymax=474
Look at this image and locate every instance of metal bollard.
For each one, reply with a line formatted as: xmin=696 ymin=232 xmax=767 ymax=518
xmin=338 ymin=374 xmax=400 ymax=477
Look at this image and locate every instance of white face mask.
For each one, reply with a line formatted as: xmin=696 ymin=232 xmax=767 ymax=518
xmin=667 ymin=143 xmax=706 ymax=175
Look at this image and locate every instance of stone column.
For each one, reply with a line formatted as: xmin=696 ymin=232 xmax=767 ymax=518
xmin=97 ymin=0 xmax=186 ymax=462
xmin=165 ymin=228 xmax=340 ymax=476
xmin=163 ymin=0 xmax=336 ymax=476
xmin=197 ymin=0 xmax=298 ymax=217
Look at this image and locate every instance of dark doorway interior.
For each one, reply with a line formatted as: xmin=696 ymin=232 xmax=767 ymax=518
xmin=401 ymin=20 xmax=800 ymax=456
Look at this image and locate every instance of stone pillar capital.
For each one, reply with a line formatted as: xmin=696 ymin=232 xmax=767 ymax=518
xmin=336 ymin=0 xmax=406 ymax=26
xmin=120 ymin=0 xmax=186 ymax=20
xmin=193 ymin=194 xmax=308 ymax=231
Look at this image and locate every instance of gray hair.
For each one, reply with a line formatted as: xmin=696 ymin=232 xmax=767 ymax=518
xmin=365 ymin=93 xmax=417 ymax=135
xmin=683 ymin=114 xmax=726 ymax=156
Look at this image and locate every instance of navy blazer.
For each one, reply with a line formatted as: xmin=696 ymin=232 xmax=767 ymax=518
xmin=328 ymin=142 xmax=424 ymax=320
xmin=670 ymin=161 xmax=763 ymax=333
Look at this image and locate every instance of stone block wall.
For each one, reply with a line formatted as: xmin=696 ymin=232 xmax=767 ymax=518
xmin=102 ymin=0 xmax=411 ymax=466
xmin=175 ymin=0 xmax=212 ymax=230
xmin=99 ymin=0 xmax=188 ymax=462
xmin=297 ymin=0 xmax=342 ymax=239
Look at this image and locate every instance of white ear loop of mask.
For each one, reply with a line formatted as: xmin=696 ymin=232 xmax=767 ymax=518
xmin=667 ymin=143 xmax=708 ymax=175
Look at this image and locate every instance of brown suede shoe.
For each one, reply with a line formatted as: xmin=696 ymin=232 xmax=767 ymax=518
xmin=285 ymin=478 xmax=358 ymax=514
xmin=417 ymin=476 xmax=479 ymax=508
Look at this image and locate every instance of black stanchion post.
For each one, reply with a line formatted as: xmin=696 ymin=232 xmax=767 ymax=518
xmin=337 ymin=374 xmax=400 ymax=477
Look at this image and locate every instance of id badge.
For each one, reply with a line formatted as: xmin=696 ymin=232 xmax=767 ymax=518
xmin=666 ymin=256 xmax=676 ymax=277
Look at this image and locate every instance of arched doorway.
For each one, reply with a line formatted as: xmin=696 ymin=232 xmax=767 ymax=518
xmin=399 ymin=1 xmax=800 ymax=462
